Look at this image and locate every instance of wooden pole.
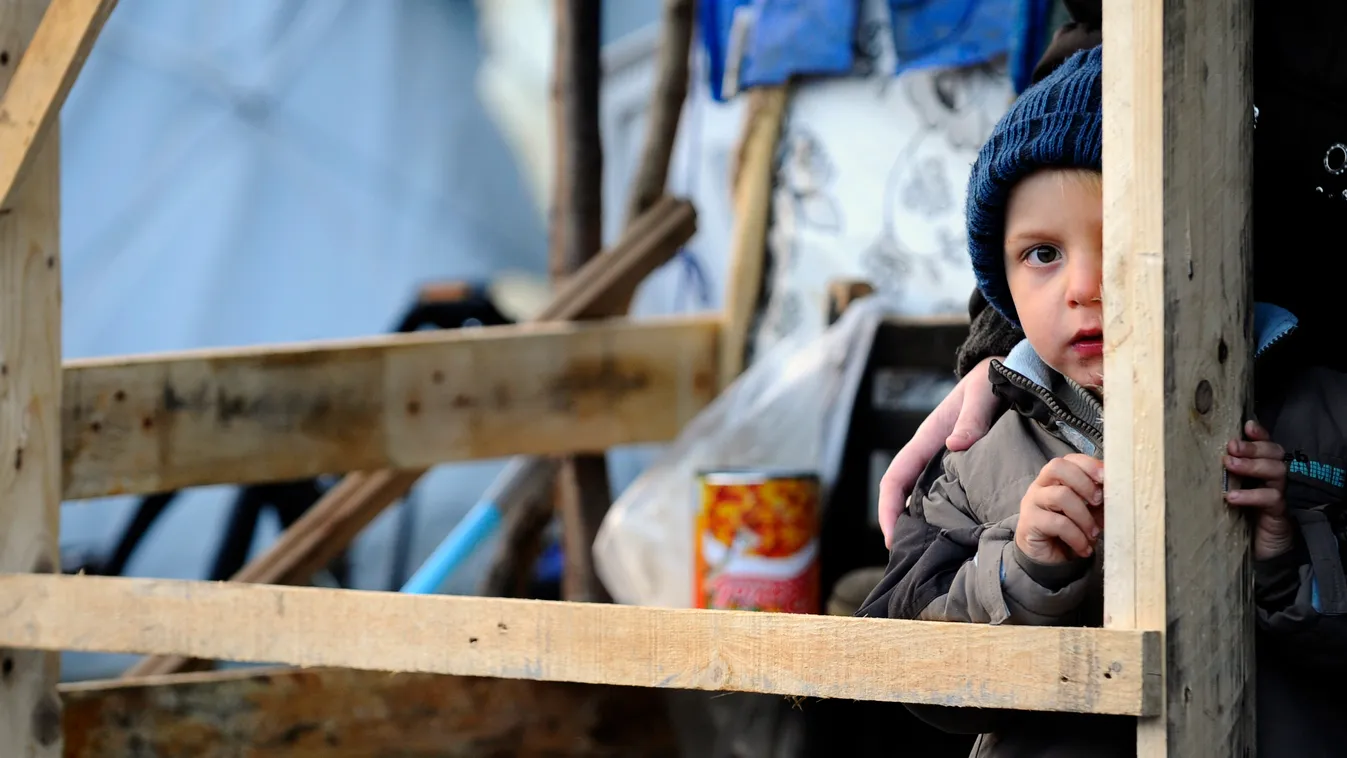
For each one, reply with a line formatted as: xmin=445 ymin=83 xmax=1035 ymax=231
xmin=498 ymin=0 xmax=700 ymax=603
xmin=0 ymin=1 xmax=65 ymax=753
xmin=1101 ymin=0 xmax=1255 ymax=755
xmin=605 ymin=0 xmax=696 ymax=321
xmin=719 ymin=86 xmax=786 ymax=389
xmin=549 ymin=0 xmax=612 ymax=604
xmin=549 ymin=0 xmax=605 ymax=281
xmin=622 ymin=0 xmax=693 ymax=227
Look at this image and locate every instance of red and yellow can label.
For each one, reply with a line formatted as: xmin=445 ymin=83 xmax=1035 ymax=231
xmin=694 ymin=470 xmax=820 ymax=614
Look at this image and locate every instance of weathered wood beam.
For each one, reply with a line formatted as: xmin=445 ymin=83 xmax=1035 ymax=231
xmin=61 ymin=314 xmax=718 ymax=500
xmin=622 ymin=0 xmax=693 ymax=228
xmin=550 ymin=0 xmax=612 ymax=604
xmin=0 ymin=0 xmax=115 ymax=209
xmin=61 ymin=666 xmax=679 ymax=757
xmin=0 ymin=1 xmax=70 ymax=754
xmin=719 ymin=85 xmax=786 ymax=389
xmin=4 ymin=574 xmax=1161 ymax=717
xmin=1101 ymin=0 xmax=1255 ymax=755
xmin=549 ymin=0 xmax=603 ymax=283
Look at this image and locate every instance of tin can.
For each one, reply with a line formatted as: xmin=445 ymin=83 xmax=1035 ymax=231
xmin=694 ymin=469 xmax=820 ymax=613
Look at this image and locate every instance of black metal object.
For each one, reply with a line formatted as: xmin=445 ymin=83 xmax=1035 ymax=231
xmin=206 ymin=479 xmax=337 ymax=582
xmin=67 ymin=281 xmax=517 ymax=589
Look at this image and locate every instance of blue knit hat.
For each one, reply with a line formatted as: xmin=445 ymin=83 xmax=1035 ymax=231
xmin=966 ymin=45 xmax=1103 ymax=324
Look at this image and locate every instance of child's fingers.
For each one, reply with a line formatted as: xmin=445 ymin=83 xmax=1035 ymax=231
xmin=1039 ymin=457 xmax=1104 ymax=506
xmin=1224 ymin=455 xmax=1288 ymax=485
xmin=1225 ymin=487 xmax=1286 ymax=514
xmin=1244 ymin=419 xmax=1271 ymax=442
xmin=1031 ymin=484 xmax=1101 ymax=539
xmin=1062 ymin=453 xmax=1104 ymax=485
xmin=1227 ymin=438 xmax=1284 ymax=461
xmin=1027 ymin=510 xmax=1093 ymax=557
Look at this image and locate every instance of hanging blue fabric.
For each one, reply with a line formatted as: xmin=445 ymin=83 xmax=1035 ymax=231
xmin=1009 ymin=0 xmax=1056 ymax=93
xmin=701 ymin=0 xmax=858 ymax=102
xmin=887 ymin=0 xmax=1018 ymax=75
xmin=698 ymin=0 xmax=1054 ymax=102
xmin=698 ymin=0 xmax=746 ymax=101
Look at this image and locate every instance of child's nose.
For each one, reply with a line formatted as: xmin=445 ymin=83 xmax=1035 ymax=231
xmin=1065 ymin=253 xmax=1103 ymax=306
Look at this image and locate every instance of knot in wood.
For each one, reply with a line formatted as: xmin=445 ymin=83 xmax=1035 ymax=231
xmin=32 ymin=692 xmax=61 ymax=746
xmin=1194 ymin=380 xmax=1213 ymax=415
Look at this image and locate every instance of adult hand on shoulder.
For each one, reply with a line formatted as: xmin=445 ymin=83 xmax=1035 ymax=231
xmin=878 ymin=356 xmax=1002 ymax=549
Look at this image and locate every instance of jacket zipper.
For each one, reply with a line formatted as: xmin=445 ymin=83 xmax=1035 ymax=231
xmin=992 ymin=362 xmax=1105 ymax=452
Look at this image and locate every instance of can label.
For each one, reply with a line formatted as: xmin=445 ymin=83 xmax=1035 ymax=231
xmin=694 ymin=471 xmax=820 ymax=613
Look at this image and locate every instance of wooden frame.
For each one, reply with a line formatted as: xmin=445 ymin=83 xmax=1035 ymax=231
xmin=0 ymin=0 xmax=1255 ymax=756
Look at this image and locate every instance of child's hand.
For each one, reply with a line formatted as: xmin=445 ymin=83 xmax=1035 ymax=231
xmin=1224 ymin=419 xmax=1293 ymax=561
xmin=1016 ymin=454 xmax=1105 ymax=564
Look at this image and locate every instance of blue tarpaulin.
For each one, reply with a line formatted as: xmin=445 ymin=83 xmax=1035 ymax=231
xmin=700 ymin=0 xmax=1055 ymax=101
xmin=700 ymin=0 xmax=857 ymax=101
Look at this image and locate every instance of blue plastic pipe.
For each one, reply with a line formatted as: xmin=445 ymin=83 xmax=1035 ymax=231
xmin=397 ymin=456 xmax=556 ymax=595
xmin=399 ymin=499 xmax=502 ymax=595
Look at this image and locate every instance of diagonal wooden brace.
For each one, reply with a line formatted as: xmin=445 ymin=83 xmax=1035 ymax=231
xmin=0 ymin=0 xmax=116 ymax=210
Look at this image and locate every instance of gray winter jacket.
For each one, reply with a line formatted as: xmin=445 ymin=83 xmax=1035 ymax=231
xmin=858 ymin=304 xmax=1347 ymax=758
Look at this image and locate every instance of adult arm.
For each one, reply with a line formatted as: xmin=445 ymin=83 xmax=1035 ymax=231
xmin=877 ymin=291 xmax=1020 ymax=548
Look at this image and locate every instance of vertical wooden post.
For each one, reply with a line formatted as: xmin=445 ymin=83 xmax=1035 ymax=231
xmin=0 ymin=1 xmax=64 ymax=753
xmin=622 ymin=0 xmax=692 ymax=228
xmin=719 ymin=86 xmax=785 ymax=389
xmin=549 ymin=0 xmax=604 ymax=282
xmin=550 ymin=0 xmax=613 ymax=604
xmin=486 ymin=0 xmax=695 ymax=603
xmin=1101 ymin=0 xmax=1256 ymax=756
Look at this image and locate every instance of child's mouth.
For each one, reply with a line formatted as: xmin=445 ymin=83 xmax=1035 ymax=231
xmin=1071 ymin=330 xmax=1104 ymax=358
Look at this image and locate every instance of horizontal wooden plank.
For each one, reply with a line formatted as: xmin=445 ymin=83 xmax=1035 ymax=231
xmin=6 ymin=575 xmax=1160 ymax=716
xmin=61 ymin=666 xmax=678 ymax=757
xmin=61 ymin=315 xmax=719 ymax=499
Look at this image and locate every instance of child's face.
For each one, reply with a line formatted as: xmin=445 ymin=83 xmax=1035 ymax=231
xmin=1003 ymin=169 xmax=1104 ymax=390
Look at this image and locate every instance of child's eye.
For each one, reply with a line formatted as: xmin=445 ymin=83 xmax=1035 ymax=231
xmin=1023 ymin=245 xmax=1062 ymax=266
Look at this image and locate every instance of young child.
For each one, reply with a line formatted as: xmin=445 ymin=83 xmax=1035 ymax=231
xmin=858 ymin=46 xmax=1340 ymax=757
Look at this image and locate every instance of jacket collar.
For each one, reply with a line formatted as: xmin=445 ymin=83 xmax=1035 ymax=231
xmin=1255 ymin=302 xmax=1298 ymax=358
xmin=990 ymin=302 xmax=1298 ymax=457
xmin=993 ymin=344 xmax=1104 ymax=457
